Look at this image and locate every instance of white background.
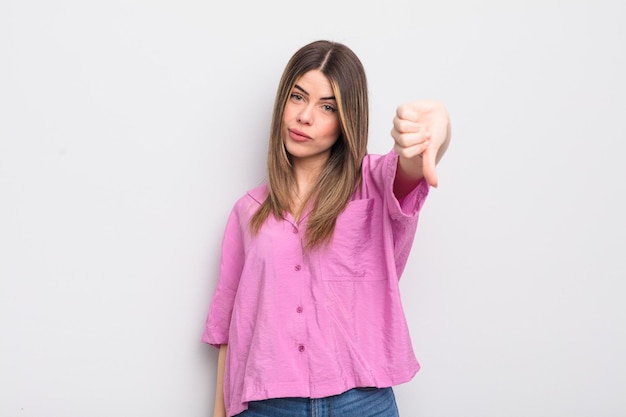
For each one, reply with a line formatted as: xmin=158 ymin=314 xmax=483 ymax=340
xmin=1 ymin=1 xmax=625 ymax=416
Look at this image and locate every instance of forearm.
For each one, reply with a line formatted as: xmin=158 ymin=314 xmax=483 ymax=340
xmin=213 ymin=344 xmax=228 ymax=417
xmin=394 ymin=154 xmax=425 ymax=199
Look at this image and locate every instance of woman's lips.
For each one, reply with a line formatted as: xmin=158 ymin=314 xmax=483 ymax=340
xmin=288 ymin=128 xmax=311 ymax=142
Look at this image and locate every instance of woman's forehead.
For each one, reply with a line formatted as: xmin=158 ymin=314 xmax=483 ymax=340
xmin=294 ymin=70 xmax=334 ymax=99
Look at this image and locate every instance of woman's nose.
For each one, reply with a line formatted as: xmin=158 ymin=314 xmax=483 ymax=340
xmin=297 ymin=105 xmax=313 ymax=124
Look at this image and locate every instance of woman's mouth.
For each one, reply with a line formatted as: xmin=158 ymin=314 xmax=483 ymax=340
xmin=288 ymin=128 xmax=311 ymax=142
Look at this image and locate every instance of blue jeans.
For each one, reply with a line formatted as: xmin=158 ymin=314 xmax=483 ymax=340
xmin=235 ymin=387 xmax=400 ymax=417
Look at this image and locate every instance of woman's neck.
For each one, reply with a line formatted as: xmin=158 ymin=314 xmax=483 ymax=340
xmin=291 ymin=158 xmax=326 ymax=217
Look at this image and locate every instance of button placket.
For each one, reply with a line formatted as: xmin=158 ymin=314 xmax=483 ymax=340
xmin=287 ymin=221 xmax=307 ymax=357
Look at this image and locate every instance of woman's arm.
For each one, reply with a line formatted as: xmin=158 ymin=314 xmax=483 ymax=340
xmin=392 ymin=100 xmax=451 ymax=199
xmin=213 ymin=344 xmax=228 ymax=417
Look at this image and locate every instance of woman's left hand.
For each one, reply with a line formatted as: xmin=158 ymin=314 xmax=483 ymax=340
xmin=391 ymin=100 xmax=451 ymax=188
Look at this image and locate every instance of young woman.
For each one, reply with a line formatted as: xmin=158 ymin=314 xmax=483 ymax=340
xmin=202 ymin=40 xmax=451 ymax=417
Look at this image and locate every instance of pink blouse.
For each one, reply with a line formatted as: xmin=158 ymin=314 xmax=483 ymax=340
xmin=202 ymin=150 xmax=430 ymax=417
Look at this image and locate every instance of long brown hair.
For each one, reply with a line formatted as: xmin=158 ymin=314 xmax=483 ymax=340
xmin=250 ymin=40 xmax=369 ymax=248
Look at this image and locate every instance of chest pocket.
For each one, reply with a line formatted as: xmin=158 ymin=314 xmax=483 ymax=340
xmin=320 ymin=198 xmax=381 ymax=281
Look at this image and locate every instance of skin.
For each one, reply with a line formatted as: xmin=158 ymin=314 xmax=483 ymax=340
xmin=282 ymin=69 xmax=342 ymax=208
xmin=212 ymin=344 xmax=227 ymax=417
xmin=282 ymin=69 xmax=451 ymax=205
xmin=392 ymin=100 xmax=451 ymax=194
xmin=212 ymin=71 xmax=451 ymax=417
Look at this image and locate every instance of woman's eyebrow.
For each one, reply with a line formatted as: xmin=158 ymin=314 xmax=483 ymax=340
xmin=294 ymin=84 xmax=335 ymax=101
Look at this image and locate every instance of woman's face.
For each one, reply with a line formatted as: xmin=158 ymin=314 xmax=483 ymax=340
xmin=282 ymin=70 xmax=341 ymax=167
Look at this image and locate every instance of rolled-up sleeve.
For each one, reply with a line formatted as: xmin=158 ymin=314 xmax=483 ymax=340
xmin=380 ymin=150 xmax=430 ymax=219
xmin=362 ymin=150 xmax=430 ymax=278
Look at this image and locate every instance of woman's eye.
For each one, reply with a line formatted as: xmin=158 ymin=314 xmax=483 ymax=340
xmin=322 ymin=104 xmax=337 ymax=112
xmin=290 ymin=93 xmax=303 ymax=101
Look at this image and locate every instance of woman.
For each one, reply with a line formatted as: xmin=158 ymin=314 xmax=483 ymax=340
xmin=203 ymin=40 xmax=451 ymax=417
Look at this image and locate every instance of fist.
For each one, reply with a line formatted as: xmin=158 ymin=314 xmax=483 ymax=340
xmin=391 ymin=100 xmax=450 ymax=187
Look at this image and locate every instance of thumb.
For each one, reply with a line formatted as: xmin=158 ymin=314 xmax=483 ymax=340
xmin=422 ymin=146 xmax=439 ymax=188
